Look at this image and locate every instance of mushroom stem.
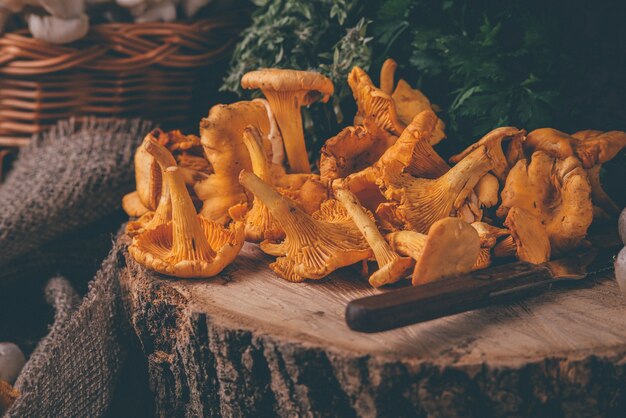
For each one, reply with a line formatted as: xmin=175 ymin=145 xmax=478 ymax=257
xmin=144 ymin=138 xmax=177 ymax=220
xmin=241 ymin=126 xmax=285 ymax=243
xmin=474 ymin=173 xmax=500 ymax=208
xmin=150 ymin=185 xmax=172 ymax=225
xmin=265 ymin=91 xmax=311 ymax=173
xmin=450 ymin=127 xmax=525 ymax=181
xmin=241 ymin=70 xmax=333 ymax=174
xmin=252 ymin=98 xmax=285 ymax=166
xmin=144 ymin=136 xmax=177 ymax=166
xmin=334 ymin=187 xmax=413 ymax=287
xmin=386 ymin=231 xmax=427 ymax=258
xmin=380 ymin=58 xmax=397 ymax=95
xmin=240 ymin=170 xmax=322 ymax=243
xmin=126 ymin=182 xmax=173 ymax=238
xmin=165 ymin=166 xmax=216 ymax=263
xmin=242 ymin=126 xmax=272 ymax=182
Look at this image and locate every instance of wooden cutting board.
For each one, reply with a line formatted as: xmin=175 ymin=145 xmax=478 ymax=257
xmin=120 ymin=241 xmax=626 ymax=418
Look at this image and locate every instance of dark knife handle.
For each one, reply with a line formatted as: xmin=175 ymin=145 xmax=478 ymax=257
xmin=346 ymin=261 xmax=554 ymax=333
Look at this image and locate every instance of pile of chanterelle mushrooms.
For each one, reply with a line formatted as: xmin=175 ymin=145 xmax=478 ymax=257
xmin=122 ymin=59 xmax=626 ymax=287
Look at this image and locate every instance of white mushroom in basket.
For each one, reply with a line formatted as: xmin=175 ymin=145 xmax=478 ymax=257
xmin=27 ymin=12 xmax=89 ymax=44
xmin=117 ymin=0 xmax=177 ymax=22
xmin=2 ymin=0 xmax=88 ymax=42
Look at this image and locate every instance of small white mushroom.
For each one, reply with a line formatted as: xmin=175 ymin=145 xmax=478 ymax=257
xmin=116 ymin=0 xmax=144 ymax=7
xmin=27 ymin=12 xmax=89 ymax=44
xmin=119 ymin=0 xmax=177 ymax=22
xmin=616 ymin=246 xmax=626 ymax=298
xmin=0 ymin=343 xmax=26 ymax=384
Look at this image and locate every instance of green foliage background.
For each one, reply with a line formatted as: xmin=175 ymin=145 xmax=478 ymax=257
xmin=222 ymin=0 xmax=625 ymax=201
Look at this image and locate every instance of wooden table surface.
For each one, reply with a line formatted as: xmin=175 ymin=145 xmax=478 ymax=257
xmin=121 ymin=242 xmax=626 ymax=417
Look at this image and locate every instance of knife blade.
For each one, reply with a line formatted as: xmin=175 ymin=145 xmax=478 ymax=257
xmin=345 ymin=244 xmax=621 ymax=333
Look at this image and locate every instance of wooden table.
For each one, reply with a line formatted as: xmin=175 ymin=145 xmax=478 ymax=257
xmin=120 ymin=242 xmax=626 ymax=417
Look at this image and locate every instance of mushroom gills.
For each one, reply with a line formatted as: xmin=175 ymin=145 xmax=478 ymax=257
xmin=129 ymin=165 xmax=245 ymax=278
xmin=239 ymin=171 xmax=372 ymax=282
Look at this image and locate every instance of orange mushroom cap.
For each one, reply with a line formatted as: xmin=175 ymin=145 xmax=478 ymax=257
xmin=498 ymin=151 xmax=592 ymax=255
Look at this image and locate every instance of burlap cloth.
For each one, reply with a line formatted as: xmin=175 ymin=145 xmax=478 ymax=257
xmin=0 ymin=118 xmax=156 ymax=417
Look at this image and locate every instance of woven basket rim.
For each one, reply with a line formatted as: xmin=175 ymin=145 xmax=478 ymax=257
xmin=0 ymin=14 xmax=242 ymax=75
xmin=3 ymin=17 xmax=239 ymax=37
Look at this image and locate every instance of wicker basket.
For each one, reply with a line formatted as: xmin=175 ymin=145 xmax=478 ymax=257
xmin=0 ymin=16 xmax=242 ymax=147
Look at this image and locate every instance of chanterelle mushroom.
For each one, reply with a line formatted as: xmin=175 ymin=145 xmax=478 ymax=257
xmin=122 ymin=191 xmax=149 ymax=218
xmin=378 ymin=145 xmax=494 ymax=233
xmin=243 ymin=124 xmax=327 ymax=218
xmin=573 ymin=130 xmax=626 ymax=169
xmin=348 ymin=66 xmax=405 ymax=135
xmin=129 ymin=165 xmax=246 ymax=278
xmin=194 ymin=100 xmax=270 ymax=224
xmin=334 ymin=186 xmax=413 ymax=288
xmin=470 ymin=222 xmax=509 ymax=270
xmin=379 ymin=58 xmax=397 ymax=95
xmin=319 ymin=118 xmax=397 ymax=182
xmin=526 ymin=128 xmax=626 ymax=217
xmin=338 ymin=110 xmax=448 ymax=213
xmin=126 ymin=138 xmax=177 ymax=237
xmin=450 ymin=126 xmax=526 ymax=181
xmin=239 ymin=170 xmax=372 ymax=282
xmin=524 ymin=128 xmax=576 ymax=159
xmin=375 ymin=109 xmax=449 ymax=178
xmin=493 ymin=207 xmax=551 ymax=264
xmin=241 ymin=69 xmax=334 ymax=174
xmin=572 ymin=129 xmax=626 ymax=216
xmin=472 ymin=222 xmax=509 ymax=249
xmin=379 ymin=58 xmax=446 ymax=145
xmin=387 ymin=217 xmax=479 ymax=286
xmin=474 ymin=173 xmax=500 ymax=208
xmin=498 ymin=151 xmax=593 ymax=255
xmin=134 ymin=129 xmax=211 ymax=212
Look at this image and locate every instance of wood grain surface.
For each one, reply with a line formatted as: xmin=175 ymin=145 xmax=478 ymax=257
xmin=167 ymin=243 xmax=626 ymax=362
xmin=121 ymin=241 xmax=626 ymax=417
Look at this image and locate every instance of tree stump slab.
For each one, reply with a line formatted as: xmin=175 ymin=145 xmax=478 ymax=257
xmin=119 ymin=240 xmax=626 ymax=417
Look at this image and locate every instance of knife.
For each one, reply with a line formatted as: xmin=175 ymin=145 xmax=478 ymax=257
xmin=345 ymin=244 xmax=621 ymax=333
